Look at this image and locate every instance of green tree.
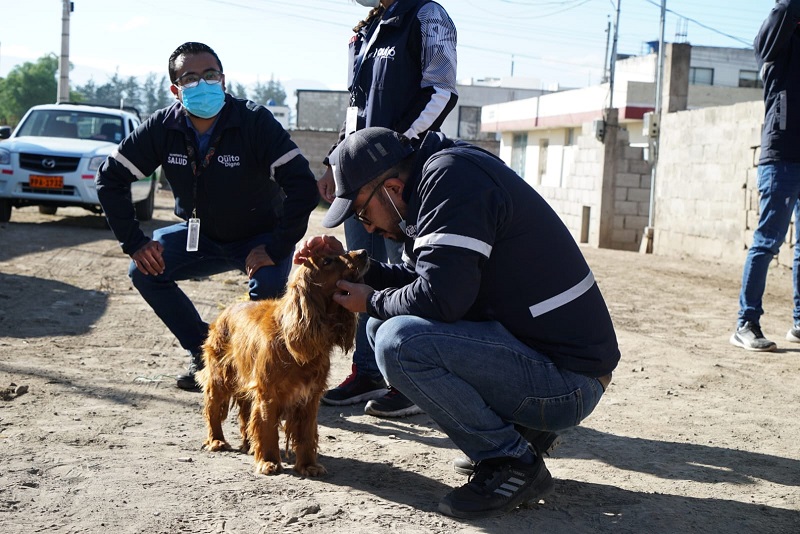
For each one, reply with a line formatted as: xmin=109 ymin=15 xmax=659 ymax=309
xmin=252 ymin=77 xmax=286 ymax=106
xmin=89 ymin=72 xmax=142 ymax=110
xmin=0 ymin=54 xmax=59 ymax=125
xmin=140 ymin=73 xmax=171 ymax=115
xmin=230 ymin=82 xmax=248 ymax=100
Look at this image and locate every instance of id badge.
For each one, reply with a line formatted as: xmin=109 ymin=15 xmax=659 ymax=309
xmin=186 ymin=218 xmax=200 ymax=252
xmin=345 ymin=106 xmax=358 ymax=138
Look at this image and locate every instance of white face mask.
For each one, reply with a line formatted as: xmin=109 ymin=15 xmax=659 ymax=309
xmin=355 ymin=0 xmax=381 ymax=7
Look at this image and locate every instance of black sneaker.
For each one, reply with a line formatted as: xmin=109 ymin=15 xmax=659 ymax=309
xmin=364 ymin=386 xmax=424 ymax=417
xmin=321 ymin=364 xmax=388 ymax=406
xmin=452 ymin=426 xmax=561 ymax=476
xmin=729 ymin=321 xmax=777 ymax=352
xmin=439 ymin=453 xmax=554 ymax=519
xmin=176 ymin=353 xmax=203 ymax=392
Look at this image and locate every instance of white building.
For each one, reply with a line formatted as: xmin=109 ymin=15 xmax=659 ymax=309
xmin=479 ymin=44 xmax=764 ymax=251
xmin=482 ymin=44 xmax=762 ymax=187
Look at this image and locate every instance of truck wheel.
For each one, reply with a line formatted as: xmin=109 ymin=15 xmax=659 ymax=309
xmin=134 ymin=180 xmax=156 ymax=221
xmin=0 ymin=199 xmax=11 ymax=222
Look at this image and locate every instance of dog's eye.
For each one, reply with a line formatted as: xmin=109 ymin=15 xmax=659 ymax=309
xmin=321 ymin=258 xmax=334 ymax=266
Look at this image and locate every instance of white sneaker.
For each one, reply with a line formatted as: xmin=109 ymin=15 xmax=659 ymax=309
xmin=730 ymin=322 xmax=777 ymax=352
xmin=786 ymin=325 xmax=800 ymax=343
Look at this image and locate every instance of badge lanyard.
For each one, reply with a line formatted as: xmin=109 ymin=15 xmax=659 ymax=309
xmin=184 ymin=133 xmax=222 ymax=251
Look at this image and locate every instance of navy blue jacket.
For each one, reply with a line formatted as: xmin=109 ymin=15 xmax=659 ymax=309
xmin=325 ymin=0 xmax=458 ymax=165
xmin=96 ymin=95 xmax=318 ymax=260
xmin=755 ymin=0 xmax=800 ymax=164
xmin=365 ymin=133 xmax=620 ymax=377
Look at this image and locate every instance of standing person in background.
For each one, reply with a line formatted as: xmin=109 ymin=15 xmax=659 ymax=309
xmin=731 ymin=0 xmax=800 ymax=352
xmin=96 ymin=42 xmax=318 ymax=390
xmin=317 ymin=0 xmax=458 ymax=417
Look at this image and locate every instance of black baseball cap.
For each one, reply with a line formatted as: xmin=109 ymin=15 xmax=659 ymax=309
xmin=322 ymin=127 xmax=415 ymax=228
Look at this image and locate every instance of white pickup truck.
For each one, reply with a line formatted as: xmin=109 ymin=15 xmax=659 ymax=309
xmin=0 ymin=103 xmax=156 ymax=222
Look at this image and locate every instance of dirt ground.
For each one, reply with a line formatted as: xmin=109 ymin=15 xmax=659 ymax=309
xmin=1 ymin=189 xmax=798 ymax=534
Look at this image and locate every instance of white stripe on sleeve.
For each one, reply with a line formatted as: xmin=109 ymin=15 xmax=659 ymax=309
xmin=110 ymin=148 xmax=146 ymax=180
xmin=528 ymin=271 xmax=596 ymax=318
xmin=414 ymin=232 xmax=492 ymax=258
xmin=270 ymin=148 xmax=302 ymax=179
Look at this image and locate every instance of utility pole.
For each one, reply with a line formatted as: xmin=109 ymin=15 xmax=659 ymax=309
xmin=641 ymin=0 xmax=667 ymax=254
xmin=608 ymin=0 xmax=621 ymax=108
xmin=57 ymin=0 xmax=73 ymax=103
xmin=602 ymin=18 xmax=611 ymax=83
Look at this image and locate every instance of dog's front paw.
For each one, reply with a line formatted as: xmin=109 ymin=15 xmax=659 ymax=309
xmin=203 ymin=439 xmax=232 ymax=452
xmin=254 ymin=459 xmax=282 ymax=475
xmin=295 ymin=463 xmax=327 ymax=477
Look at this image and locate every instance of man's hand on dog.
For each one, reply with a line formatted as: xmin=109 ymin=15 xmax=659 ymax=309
xmin=333 ymin=280 xmax=373 ymax=313
xmin=131 ymin=240 xmax=165 ymax=276
xmin=294 ymin=235 xmax=347 ymax=264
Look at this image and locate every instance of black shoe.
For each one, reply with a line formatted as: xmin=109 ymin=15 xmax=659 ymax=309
xmin=321 ymin=364 xmax=388 ymax=406
xmin=439 ymin=453 xmax=554 ymax=519
xmin=452 ymin=426 xmax=561 ymax=476
xmin=364 ymin=386 xmax=424 ymax=418
xmin=176 ymin=353 xmax=203 ymax=392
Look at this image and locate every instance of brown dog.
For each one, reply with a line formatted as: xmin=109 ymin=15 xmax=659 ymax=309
xmin=196 ymin=249 xmax=368 ymax=476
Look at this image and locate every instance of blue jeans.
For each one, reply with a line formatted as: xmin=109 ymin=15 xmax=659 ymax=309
xmin=738 ymin=162 xmax=800 ymax=326
xmin=367 ymin=316 xmax=606 ymax=461
xmin=344 ymin=217 xmax=403 ymax=379
xmin=128 ymin=222 xmax=293 ymax=355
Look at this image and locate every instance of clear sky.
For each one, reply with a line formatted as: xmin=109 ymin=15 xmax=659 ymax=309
xmin=0 ymin=0 xmax=775 ymax=95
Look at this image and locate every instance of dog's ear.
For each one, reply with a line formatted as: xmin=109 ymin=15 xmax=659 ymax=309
xmin=279 ymin=265 xmax=329 ymax=365
xmin=330 ymin=304 xmax=357 ymax=353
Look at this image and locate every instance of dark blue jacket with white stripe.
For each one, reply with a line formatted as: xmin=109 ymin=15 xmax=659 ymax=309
xmin=365 ymin=133 xmax=620 ymax=377
xmin=324 ymin=0 xmax=458 ymax=167
xmin=755 ymin=0 xmax=800 ymax=164
xmin=96 ymin=95 xmax=318 ymax=259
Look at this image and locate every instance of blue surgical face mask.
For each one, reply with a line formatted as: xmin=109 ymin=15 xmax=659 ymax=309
xmin=179 ymin=79 xmax=226 ymax=119
xmin=355 ymin=0 xmax=381 ymax=7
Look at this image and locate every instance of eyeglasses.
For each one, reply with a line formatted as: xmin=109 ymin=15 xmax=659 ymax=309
xmin=353 ymin=177 xmax=392 ymax=225
xmin=174 ymin=69 xmax=223 ymax=88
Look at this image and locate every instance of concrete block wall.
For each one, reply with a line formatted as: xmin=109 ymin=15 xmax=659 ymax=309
xmin=652 ymin=100 xmax=767 ymax=265
xmin=610 ymin=129 xmax=652 ymax=251
xmin=536 ymin=122 xmax=604 ymax=244
xmin=288 ymin=130 xmax=338 ymax=179
xmin=535 ymin=121 xmax=652 ymax=251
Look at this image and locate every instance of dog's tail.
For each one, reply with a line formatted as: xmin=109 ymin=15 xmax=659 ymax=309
xmin=196 ymin=313 xmax=232 ymax=391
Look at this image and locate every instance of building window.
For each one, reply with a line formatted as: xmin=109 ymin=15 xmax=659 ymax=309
xmin=510 ymin=133 xmax=527 ymax=178
xmin=689 ymin=67 xmax=714 ymax=86
xmin=739 ymin=70 xmax=763 ymax=89
xmin=457 ymin=106 xmax=481 ymax=140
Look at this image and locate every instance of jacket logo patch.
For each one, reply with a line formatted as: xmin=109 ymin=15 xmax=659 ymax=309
xmin=217 ymin=154 xmax=241 ymax=168
xmin=167 ymin=153 xmax=188 ymax=166
xmin=373 ymin=46 xmax=396 ymax=60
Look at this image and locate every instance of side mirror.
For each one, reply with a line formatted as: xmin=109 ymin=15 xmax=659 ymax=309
xmin=0 ymin=126 xmax=11 ymax=140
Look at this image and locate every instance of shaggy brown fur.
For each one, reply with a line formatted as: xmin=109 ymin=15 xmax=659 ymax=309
xmin=196 ymin=250 xmax=368 ymax=476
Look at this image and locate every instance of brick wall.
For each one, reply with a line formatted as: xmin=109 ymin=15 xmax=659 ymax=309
xmin=535 ymin=117 xmax=652 ymax=251
xmin=652 ymin=100 xmax=771 ymax=265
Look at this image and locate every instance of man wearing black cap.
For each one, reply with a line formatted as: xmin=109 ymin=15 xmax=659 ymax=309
xmin=295 ymin=126 xmax=619 ymax=519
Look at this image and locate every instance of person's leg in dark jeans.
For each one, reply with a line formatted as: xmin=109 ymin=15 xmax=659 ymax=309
xmin=130 ymin=224 xmax=293 ymax=390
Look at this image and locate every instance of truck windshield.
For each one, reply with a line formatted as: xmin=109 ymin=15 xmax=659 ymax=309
xmin=16 ymin=110 xmax=124 ymax=143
